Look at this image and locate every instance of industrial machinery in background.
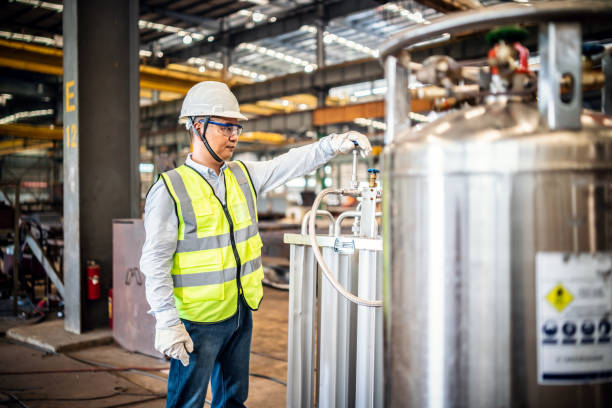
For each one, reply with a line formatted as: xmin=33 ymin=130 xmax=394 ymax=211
xmin=285 ymin=144 xmax=384 ymax=407
xmin=382 ymin=1 xmax=612 ymax=407
xmin=0 ymin=183 xmax=64 ymax=320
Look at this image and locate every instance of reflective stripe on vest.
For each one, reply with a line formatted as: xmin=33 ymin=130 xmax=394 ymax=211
xmin=161 ymin=161 xmax=263 ymax=323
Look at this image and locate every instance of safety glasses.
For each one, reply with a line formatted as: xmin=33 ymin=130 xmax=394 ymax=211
xmin=199 ymin=119 xmax=243 ymax=137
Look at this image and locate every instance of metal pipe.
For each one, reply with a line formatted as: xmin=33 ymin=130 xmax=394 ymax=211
xmin=335 ymin=211 xmax=383 ymax=236
xmin=380 ymin=1 xmax=612 ymax=60
xmin=301 ymin=209 xmax=334 ymax=236
xmin=308 ymin=188 xmax=383 ymax=308
xmin=335 ymin=211 xmax=361 ymax=236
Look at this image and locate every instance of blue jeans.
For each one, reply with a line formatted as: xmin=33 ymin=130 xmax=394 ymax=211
xmin=166 ymin=298 xmax=253 ymax=408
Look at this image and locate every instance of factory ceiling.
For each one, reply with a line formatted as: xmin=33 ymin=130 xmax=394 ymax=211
xmin=0 ymin=0 xmax=513 ymax=152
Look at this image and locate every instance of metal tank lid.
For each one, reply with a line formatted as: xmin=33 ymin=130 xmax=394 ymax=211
xmin=380 ymin=1 xmax=612 ymax=60
xmin=390 ymin=102 xmax=612 ymax=175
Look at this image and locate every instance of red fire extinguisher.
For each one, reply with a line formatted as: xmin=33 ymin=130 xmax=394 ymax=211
xmin=87 ymin=260 xmax=101 ymax=300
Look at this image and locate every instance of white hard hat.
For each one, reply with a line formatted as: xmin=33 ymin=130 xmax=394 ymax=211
xmin=179 ymin=81 xmax=248 ymax=123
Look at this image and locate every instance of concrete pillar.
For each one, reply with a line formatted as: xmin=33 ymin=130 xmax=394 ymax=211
xmin=62 ymin=0 xmax=140 ymax=333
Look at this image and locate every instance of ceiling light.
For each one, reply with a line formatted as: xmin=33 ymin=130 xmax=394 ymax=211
xmin=242 ymin=0 xmax=269 ymax=4
xmin=0 ymin=109 xmax=54 ymax=125
xmin=270 ymin=17 xmax=277 ymax=23
xmin=300 ymin=25 xmax=379 ymax=57
xmin=354 ymin=89 xmax=372 ymax=98
xmin=208 ymin=36 xmax=215 ymax=42
xmin=183 ymin=35 xmax=193 ymax=44
xmin=304 ymin=65 xmax=315 ymax=73
xmin=156 ymin=51 xmax=164 ymax=58
xmin=252 ymin=12 xmax=265 ymax=23
xmin=198 ymin=66 xmax=206 ymax=73
xmin=382 ymin=3 xmax=429 ymax=24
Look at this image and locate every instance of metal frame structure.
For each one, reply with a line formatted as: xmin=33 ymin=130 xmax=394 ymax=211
xmin=285 ymin=178 xmax=383 ymax=408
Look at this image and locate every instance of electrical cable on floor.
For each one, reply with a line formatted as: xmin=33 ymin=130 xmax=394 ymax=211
xmin=15 ymin=391 xmax=165 ymax=402
xmin=251 ymin=350 xmax=287 ymax=362
xmin=98 ymin=396 xmax=166 ymax=408
xmin=65 ymin=353 xmax=169 ymax=382
xmin=0 ymin=366 xmax=169 ymax=375
xmin=67 ymin=352 xmax=288 ymax=387
xmin=2 ymin=350 xmax=286 ymax=405
xmin=0 ymin=391 xmax=29 ymax=408
xmin=249 ymin=373 xmax=287 ymax=386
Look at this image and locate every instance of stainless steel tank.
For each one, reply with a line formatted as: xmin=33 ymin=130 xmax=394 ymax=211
xmin=381 ymin=2 xmax=612 ymax=407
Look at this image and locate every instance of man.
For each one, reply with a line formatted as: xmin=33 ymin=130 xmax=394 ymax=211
xmin=140 ymin=81 xmax=371 ymax=408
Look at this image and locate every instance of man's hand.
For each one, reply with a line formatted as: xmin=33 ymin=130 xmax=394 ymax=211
xmin=328 ymin=131 xmax=372 ymax=158
xmin=155 ymin=322 xmax=194 ymax=367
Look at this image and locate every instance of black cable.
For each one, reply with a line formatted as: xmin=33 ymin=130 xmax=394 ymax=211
xmin=0 ymin=391 xmax=29 ymax=408
xmin=68 ymin=350 xmax=288 ymax=395
xmin=249 ymin=372 xmax=287 ymax=386
xmin=98 ymin=396 xmax=166 ymax=408
xmin=64 ymin=353 xmax=169 ymax=382
xmin=251 ymin=350 xmax=287 ymax=362
xmin=18 ymin=391 xmax=165 ymax=402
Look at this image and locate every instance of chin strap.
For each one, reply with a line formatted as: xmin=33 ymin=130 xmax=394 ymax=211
xmin=189 ymin=116 xmax=223 ymax=163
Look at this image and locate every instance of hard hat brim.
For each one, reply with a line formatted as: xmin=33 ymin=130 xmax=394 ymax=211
xmin=179 ymin=110 xmax=248 ymax=122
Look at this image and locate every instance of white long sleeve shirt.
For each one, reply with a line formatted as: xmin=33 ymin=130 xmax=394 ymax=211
xmin=140 ymin=137 xmax=336 ymax=328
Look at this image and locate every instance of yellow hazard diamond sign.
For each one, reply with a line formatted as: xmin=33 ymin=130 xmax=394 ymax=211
xmin=546 ymin=284 xmax=574 ymax=312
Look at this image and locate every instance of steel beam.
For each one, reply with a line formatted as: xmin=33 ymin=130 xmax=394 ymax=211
xmin=234 ymin=58 xmax=383 ymax=104
xmin=246 ymin=110 xmax=313 ymax=135
xmin=0 ymin=124 xmax=61 ymax=140
xmin=0 ymin=39 xmax=219 ymax=94
xmin=140 ymin=4 xmax=219 ymax=32
xmin=63 ymin=0 xmax=140 ymax=333
xmin=166 ymin=0 xmax=381 ymax=61
xmin=25 ymin=234 xmax=65 ymax=298
xmin=0 ymin=75 xmax=57 ymax=99
xmin=143 ymin=99 xmax=434 ymax=138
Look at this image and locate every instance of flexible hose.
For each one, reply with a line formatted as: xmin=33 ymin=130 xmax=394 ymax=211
xmin=308 ymin=188 xmax=383 ymax=308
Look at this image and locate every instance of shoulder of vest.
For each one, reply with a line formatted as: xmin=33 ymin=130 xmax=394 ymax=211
xmin=227 ymin=161 xmax=257 ymax=198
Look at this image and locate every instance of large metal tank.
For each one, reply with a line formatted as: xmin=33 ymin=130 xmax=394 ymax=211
xmin=381 ymin=2 xmax=612 ymax=407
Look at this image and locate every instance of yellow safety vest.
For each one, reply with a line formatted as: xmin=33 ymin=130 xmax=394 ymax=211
xmin=160 ymin=161 xmax=263 ymax=323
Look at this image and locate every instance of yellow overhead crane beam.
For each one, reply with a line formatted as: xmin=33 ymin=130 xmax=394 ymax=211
xmin=0 ymin=123 xmax=62 ymax=141
xmin=240 ymin=131 xmax=287 ymax=145
xmin=0 ymin=39 xmax=236 ymax=94
xmin=313 ymin=99 xmax=433 ymax=126
xmin=0 ymin=123 xmax=61 ymax=155
xmin=0 ymin=139 xmax=54 ymax=156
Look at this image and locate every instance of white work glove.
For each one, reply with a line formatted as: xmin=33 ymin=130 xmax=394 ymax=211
xmin=154 ymin=322 xmax=194 ymax=367
xmin=328 ymin=131 xmax=372 ymax=158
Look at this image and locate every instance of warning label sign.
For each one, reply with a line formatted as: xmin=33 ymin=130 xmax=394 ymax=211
xmin=537 ymin=252 xmax=612 ymax=384
xmin=545 ymin=284 xmax=574 ymax=312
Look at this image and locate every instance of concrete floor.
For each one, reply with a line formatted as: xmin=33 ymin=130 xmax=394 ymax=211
xmin=0 ymin=286 xmax=289 ymax=407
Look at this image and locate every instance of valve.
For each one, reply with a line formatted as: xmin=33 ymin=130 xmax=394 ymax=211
xmin=368 ymin=168 xmax=380 ymax=188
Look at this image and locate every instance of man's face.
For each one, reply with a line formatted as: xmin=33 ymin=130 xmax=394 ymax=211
xmin=193 ymin=116 xmax=239 ymax=161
